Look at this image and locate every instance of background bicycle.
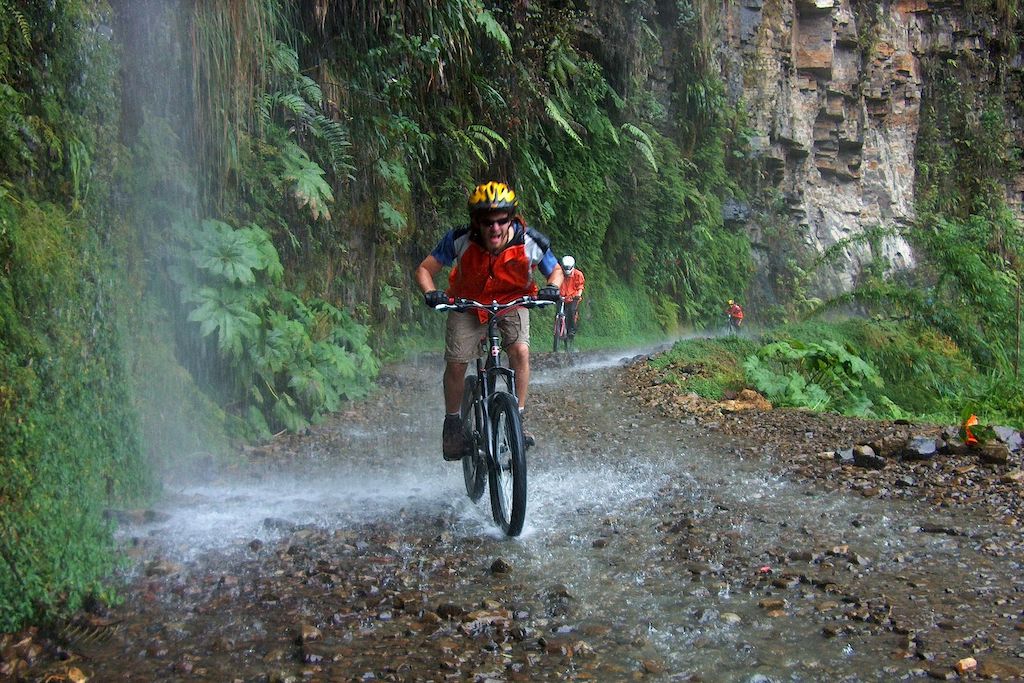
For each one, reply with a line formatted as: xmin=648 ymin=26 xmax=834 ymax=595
xmin=552 ymin=298 xmax=570 ymax=353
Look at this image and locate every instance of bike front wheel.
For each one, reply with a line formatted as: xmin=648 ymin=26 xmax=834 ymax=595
xmin=461 ymin=376 xmax=486 ymax=502
xmin=553 ymin=316 xmax=562 ymax=353
xmin=487 ymin=392 xmax=527 ymax=536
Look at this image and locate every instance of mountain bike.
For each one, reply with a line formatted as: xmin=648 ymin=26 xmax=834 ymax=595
xmin=552 ymin=297 xmax=570 ymax=353
xmin=433 ymin=295 xmax=555 ymax=536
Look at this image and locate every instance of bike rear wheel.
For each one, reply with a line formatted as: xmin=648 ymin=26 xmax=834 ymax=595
xmin=487 ymin=392 xmax=527 ymax=536
xmin=460 ymin=376 xmax=486 ymax=502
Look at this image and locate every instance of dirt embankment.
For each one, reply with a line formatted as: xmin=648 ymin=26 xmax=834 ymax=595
xmin=620 ymin=357 xmax=1024 ymax=527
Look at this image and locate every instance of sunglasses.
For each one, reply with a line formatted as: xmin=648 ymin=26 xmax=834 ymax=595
xmin=478 ymin=217 xmax=512 ymax=228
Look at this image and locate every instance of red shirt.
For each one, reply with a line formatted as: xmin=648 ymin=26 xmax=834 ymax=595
xmin=433 ymin=221 xmax=556 ymax=322
xmin=559 ymin=268 xmax=585 ymax=300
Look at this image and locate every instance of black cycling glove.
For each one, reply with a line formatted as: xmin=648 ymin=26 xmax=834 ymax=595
xmin=537 ymin=285 xmax=560 ymax=302
xmin=424 ymin=290 xmax=449 ymax=308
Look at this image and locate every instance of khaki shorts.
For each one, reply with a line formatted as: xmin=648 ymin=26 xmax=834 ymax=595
xmin=444 ymin=308 xmax=530 ymax=363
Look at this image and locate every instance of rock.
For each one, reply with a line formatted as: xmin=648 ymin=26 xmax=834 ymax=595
xmin=942 ymin=437 xmax=974 ymax=456
xmin=490 ymin=558 xmax=512 ymax=574
xmin=926 ymin=666 xmax=956 ymax=680
xmin=436 ymin=603 xmax=465 ymax=620
xmin=834 ymin=448 xmax=855 ymax=465
xmin=993 ymin=426 xmax=1022 ymax=451
xmin=902 ymin=436 xmax=938 ymax=460
xmin=302 ymin=640 xmax=346 ymax=663
xmin=853 ymin=445 xmax=886 ymax=469
xmin=771 ymin=575 xmax=801 ymax=589
xmin=954 ymin=657 xmax=977 ymax=674
xmin=977 ymin=658 xmax=1024 ymax=678
xmin=299 ymin=623 xmax=321 ymax=642
xmin=642 ymin=659 xmax=665 ymax=674
xmin=144 ymin=558 xmax=181 ymax=577
xmin=1001 ymin=470 xmax=1024 ymax=483
xmin=978 ymin=442 xmax=1010 ymax=464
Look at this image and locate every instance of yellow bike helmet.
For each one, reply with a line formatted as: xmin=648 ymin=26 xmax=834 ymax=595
xmin=728 ymin=299 xmax=734 ymax=305
xmin=467 ymin=181 xmax=518 ymax=214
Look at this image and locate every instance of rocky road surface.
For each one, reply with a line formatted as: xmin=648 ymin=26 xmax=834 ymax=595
xmin=5 ymin=349 xmax=1024 ymax=682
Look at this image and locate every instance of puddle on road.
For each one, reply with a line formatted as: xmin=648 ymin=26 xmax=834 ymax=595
xmin=126 ymin=348 xmax=1014 ymax=681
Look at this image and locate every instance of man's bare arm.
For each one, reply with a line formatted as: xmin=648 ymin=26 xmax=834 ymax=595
xmin=415 ymin=255 xmax=444 ymax=293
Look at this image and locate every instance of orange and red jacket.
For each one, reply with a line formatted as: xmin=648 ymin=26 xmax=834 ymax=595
xmin=727 ymin=303 xmax=744 ymax=320
xmin=431 ymin=220 xmax=558 ymax=322
xmin=559 ymin=268 xmax=585 ymax=301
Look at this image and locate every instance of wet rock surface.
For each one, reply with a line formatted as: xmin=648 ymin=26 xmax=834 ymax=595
xmin=7 ymin=349 xmax=1024 ymax=682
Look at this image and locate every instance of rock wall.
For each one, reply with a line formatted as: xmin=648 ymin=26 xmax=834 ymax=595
xmin=717 ymin=0 xmax=1020 ymax=296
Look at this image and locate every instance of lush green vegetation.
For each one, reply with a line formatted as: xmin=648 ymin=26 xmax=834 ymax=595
xmin=0 ymin=2 xmax=150 ymax=631
xmin=655 ymin=317 xmax=1022 ymax=427
xmin=0 ymin=0 xmax=754 ymax=630
xmin=3 ymin=0 xmax=1022 ymax=634
xmin=653 ymin=40 xmax=1024 ymax=431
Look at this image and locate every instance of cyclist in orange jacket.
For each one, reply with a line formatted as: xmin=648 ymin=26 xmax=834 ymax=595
xmin=558 ymin=255 xmax=585 ymax=343
xmin=414 ymin=181 xmax=562 ymax=460
xmin=726 ymin=299 xmax=744 ymax=334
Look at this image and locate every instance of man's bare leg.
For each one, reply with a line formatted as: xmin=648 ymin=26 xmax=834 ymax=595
xmin=507 ymin=343 xmax=529 ymax=410
xmin=443 ymin=362 xmax=468 ymax=413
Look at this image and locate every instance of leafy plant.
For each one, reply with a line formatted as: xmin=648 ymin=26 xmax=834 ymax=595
xmin=744 ymin=339 xmax=889 ymax=417
xmin=171 ymin=218 xmax=377 ymax=435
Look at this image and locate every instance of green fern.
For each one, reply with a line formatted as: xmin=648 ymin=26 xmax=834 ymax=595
xmin=544 ymin=98 xmax=585 ymax=147
xmin=2 ymin=0 xmax=31 ymax=46
xmin=66 ymin=136 xmax=91 ymax=205
xmin=744 ymin=339 xmax=887 ymax=416
xmin=280 ymin=141 xmax=333 ymax=220
xmin=376 ymin=158 xmax=411 ymax=192
xmin=471 ymin=4 xmax=511 ymax=53
xmin=621 ymin=123 xmax=658 ymax=173
xmin=378 ymin=200 xmax=407 ymax=232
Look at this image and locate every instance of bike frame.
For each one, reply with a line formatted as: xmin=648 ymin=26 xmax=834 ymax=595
xmin=435 ymin=295 xmax=553 ymax=469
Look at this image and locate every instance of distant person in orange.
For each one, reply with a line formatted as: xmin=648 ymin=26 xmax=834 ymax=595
xmin=726 ymin=299 xmax=743 ymax=334
xmin=559 ymin=256 xmax=585 ymax=342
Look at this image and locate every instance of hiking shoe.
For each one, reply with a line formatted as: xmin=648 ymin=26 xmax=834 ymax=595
xmin=442 ymin=414 xmax=467 ymax=461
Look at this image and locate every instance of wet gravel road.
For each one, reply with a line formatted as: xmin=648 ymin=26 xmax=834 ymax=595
xmin=11 ymin=350 xmax=1024 ymax=682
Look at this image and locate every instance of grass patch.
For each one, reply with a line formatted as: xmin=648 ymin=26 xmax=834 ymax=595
xmin=644 ymin=318 xmax=1023 ymax=429
xmin=650 ymin=336 xmax=759 ymax=399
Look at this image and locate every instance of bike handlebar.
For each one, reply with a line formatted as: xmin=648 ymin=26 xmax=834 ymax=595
xmin=432 ymin=295 xmax=556 ymax=313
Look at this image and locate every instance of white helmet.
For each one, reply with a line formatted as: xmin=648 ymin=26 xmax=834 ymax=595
xmin=561 ymin=255 xmax=575 ymax=273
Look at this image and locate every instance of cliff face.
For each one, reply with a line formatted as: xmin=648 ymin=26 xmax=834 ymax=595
xmin=718 ymin=0 xmax=1020 ymax=295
